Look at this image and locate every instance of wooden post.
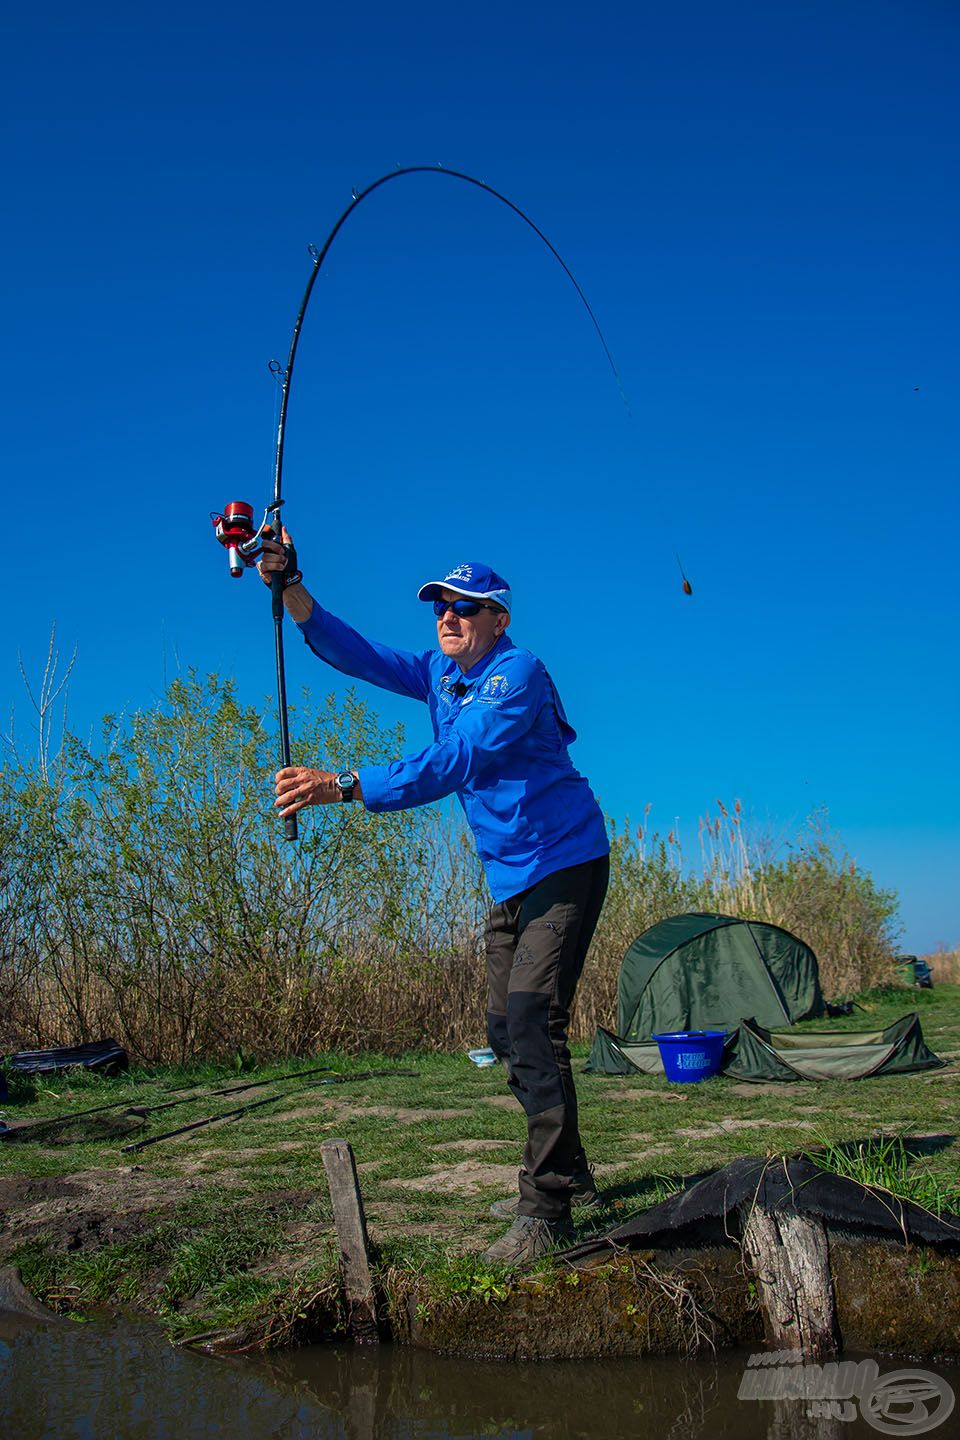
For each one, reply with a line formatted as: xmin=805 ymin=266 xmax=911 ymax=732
xmin=739 ymin=1200 xmax=840 ymax=1361
xmin=321 ymin=1138 xmax=379 ymax=1345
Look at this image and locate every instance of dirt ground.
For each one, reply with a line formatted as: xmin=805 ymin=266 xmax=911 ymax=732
xmin=0 ymin=1169 xmax=317 ymax=1261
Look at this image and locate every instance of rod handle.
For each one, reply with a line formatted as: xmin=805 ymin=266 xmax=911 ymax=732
xmin=284 ymin=814 xmax=299 ymax=843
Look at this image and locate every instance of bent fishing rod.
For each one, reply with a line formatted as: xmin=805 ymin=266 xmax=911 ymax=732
xmin=211 ymin=165 xmax=627 ymax=839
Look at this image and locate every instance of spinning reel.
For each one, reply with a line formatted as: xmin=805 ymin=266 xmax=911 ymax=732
xmin=210 ymin=500 xmax=280 ymax=577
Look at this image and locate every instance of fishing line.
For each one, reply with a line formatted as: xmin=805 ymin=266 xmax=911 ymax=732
xmin=270 ymin=169 xmax=702 ymax=602
xmin=271 ymin=164 xmax=631 ymax=533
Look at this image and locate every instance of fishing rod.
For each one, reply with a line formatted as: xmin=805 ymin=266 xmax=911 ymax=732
xmin=123 ymin=1063 xmax=335 ymax=1117
xmin=0 ymin=1064 xmax=334 ymax=1142
xmin=211 ymin=166 xmax=627 ymax=839
xmin=119 ymin=1069 xmax=419 ymax=1153
xmin=303 ymin=1069 xmax=419 ymax=1088
xmin=0 ymin=1085 xmax=211 ymax=1141
xmin=121 ymin=1091 xmax=295 ymax=1152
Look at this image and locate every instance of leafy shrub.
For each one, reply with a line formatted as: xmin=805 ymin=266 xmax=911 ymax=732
xmin=0 ymin=676 xmax=901 ymax=1060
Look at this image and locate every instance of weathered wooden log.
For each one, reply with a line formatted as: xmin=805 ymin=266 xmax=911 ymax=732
xmin=321 ymin=1137 xmax=379 ymax=1345
xmin=0 ymin=1265 xmax=65 ymax=1323
xmin=738 ymin=1199 xmax=840 ymax=1360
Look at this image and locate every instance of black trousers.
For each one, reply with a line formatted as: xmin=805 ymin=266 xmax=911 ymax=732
xmin=484 ymin=855 xmax=609 ymax=1220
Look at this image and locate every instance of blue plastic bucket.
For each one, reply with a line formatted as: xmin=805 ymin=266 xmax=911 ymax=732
xmin=652 ymin=1030 xmax=727 ymax=1083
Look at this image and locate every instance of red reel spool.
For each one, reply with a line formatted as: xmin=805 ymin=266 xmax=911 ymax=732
xmin=212 ymin=500 xmax=262 ymax=576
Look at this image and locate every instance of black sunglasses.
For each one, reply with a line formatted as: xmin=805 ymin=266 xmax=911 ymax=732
xmin=432 ymin=598 xmax=503 ymax=619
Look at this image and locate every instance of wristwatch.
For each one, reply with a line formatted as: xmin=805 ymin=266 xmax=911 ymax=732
xmin=335 ymin=771 xmax=356 ymax=803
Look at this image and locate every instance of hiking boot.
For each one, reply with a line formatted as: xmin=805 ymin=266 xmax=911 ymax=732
xmin=488 ymin=1168 xmax=601 ymax=1220
xmin=481 ymin=1214 xmax=575 ymax=1265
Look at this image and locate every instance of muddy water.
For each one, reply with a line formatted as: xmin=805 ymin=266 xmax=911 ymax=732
xmin=1 ymin=1313 xmax=957 ymax=1439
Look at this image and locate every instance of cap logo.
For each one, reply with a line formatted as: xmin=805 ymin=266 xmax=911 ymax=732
xmin=445 ymin=564 xmax=474 ymax=583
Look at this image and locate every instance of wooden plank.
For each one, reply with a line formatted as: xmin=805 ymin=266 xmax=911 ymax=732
xmin=321 ymin=1138 xmax=379 ymax=1345
xmin=739 ymin=1200 xmax=839 ymax=1360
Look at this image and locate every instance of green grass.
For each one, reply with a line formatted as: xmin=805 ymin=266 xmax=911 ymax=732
xmin=2 ymin=984 xmax=958 ymax=1344
xmin=805 ymin=1132 xmax=960 ymax=1217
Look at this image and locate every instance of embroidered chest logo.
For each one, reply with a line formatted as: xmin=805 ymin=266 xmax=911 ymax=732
xmin=479 ymin=674 xmax=509 ymax=703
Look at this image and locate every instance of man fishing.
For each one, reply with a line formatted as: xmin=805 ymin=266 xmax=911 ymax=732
xmin=259 ymin=533 xmax=609 ymax=1263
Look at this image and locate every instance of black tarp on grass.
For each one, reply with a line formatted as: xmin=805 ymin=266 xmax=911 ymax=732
xmin=1 ymin=1039 xmax=128 ymax=1078
xmin=561 ymin=1152 xmax=960 ymax=1262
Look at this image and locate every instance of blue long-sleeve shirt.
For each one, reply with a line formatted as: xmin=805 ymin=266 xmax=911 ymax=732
xmin=296 ymin=605 xmax=609 ymax=902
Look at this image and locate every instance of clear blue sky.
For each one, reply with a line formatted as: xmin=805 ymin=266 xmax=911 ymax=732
xmin=3 ymin=1 xmax=957 ymax=951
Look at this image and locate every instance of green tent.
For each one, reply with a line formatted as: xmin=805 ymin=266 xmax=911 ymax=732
xmin=586 ymin=1013 xmax=944 ymax=1081
xmin=606 ymin=912 xmax=825 ymax=1041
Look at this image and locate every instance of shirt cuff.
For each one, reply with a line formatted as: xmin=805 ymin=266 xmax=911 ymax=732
xmin=356 ymin=765 xmax=397 ymax=812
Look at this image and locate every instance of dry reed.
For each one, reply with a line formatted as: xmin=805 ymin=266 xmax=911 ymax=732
xmin=926 ymin=946 xmax=960 ymax=985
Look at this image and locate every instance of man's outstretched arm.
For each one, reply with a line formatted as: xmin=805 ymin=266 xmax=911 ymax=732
xmin=258 ymin=528 xmax=431 ymax=701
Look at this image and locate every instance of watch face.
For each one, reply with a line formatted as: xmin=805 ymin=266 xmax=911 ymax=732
xmin=336 ymin=772 xmax=355 ymax=789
